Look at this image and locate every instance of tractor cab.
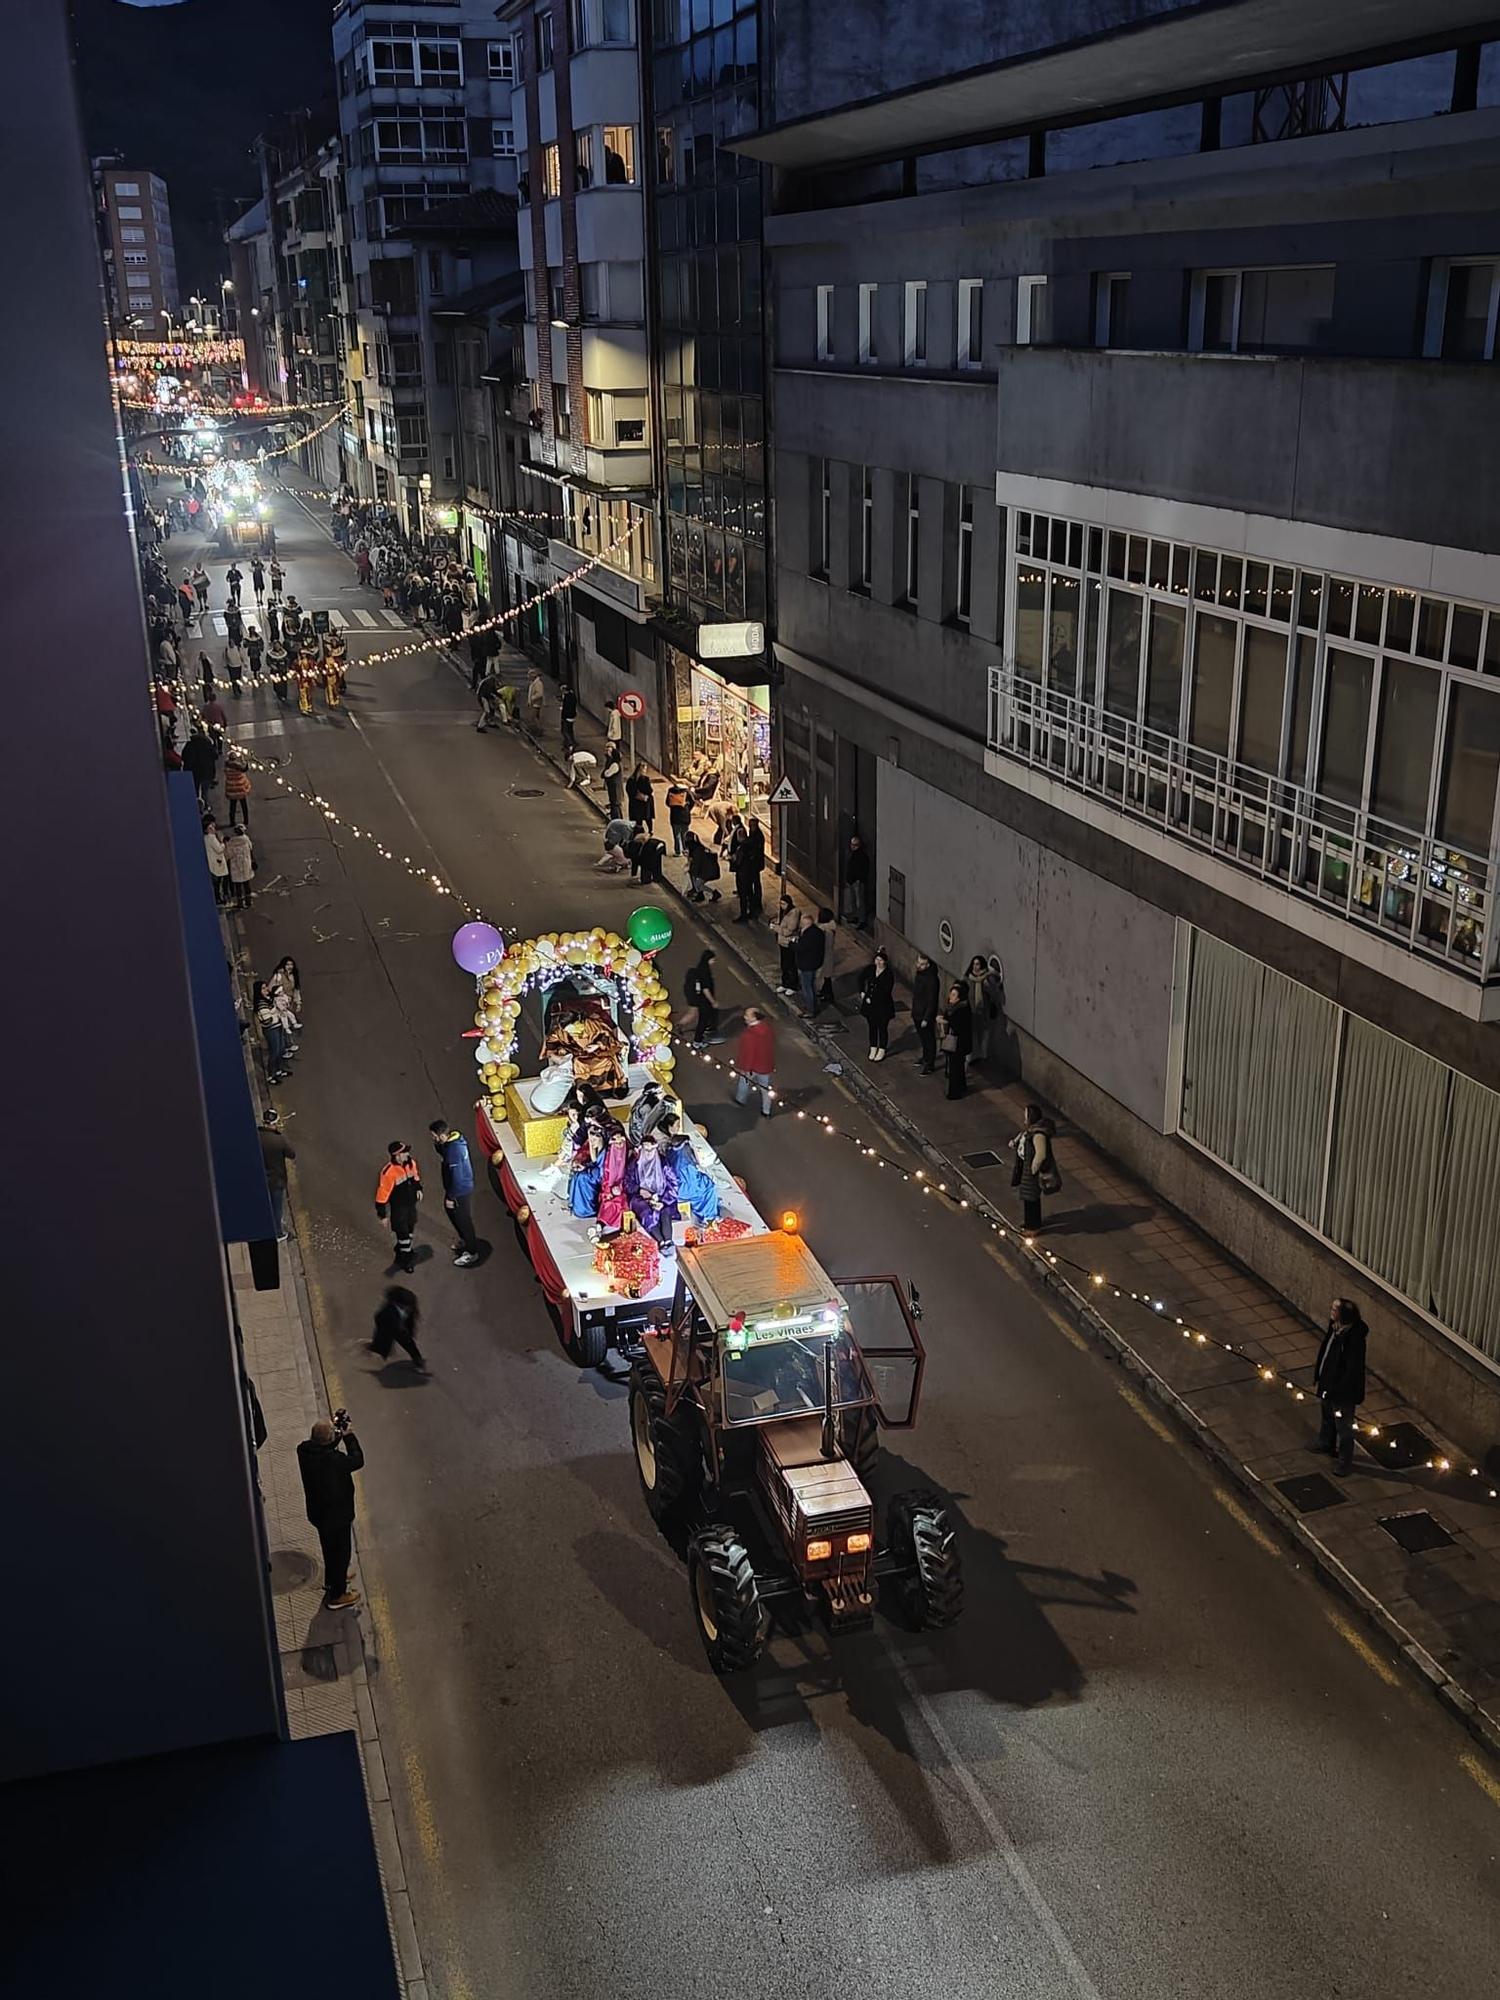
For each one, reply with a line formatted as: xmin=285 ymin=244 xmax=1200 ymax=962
xmin=631 ymin=1231 xmax=960 ymax=1672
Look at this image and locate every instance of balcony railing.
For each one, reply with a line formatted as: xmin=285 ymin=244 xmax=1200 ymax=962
xmin=987 ymin=665 xmax=1497 ymax=981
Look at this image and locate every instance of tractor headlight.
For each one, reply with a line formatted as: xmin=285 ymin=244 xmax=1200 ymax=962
xmin=805 ymin=1539 xmax=832 ymax=1562
xmin=845 ymin=1532 xmax=872 ymax=1555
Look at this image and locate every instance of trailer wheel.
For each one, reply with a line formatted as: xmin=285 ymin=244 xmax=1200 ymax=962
xmin=886 ymin=1491 xmax=964 ymax=1631
xmin=566 ymin=1316 xmax=610 ymax=1369
xmin=630 ymin=1362 xmax=702 ymax=1524
xmin=687 ymin=1525 xmax=764 ymax=1674
xmin=839 ymin=1408 xmax=879 ymax=1483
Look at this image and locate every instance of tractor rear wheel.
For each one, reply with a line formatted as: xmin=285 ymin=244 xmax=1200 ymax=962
xmin=839 ymin=1408 xmax=879 ymax=1483
xmin=886 ymin=1491 xmax=964 ymax=1631
xmin=630 ymin=1362 xmax=702 ymax=1525
xmin=567 ymin=1316 xmax=609 ymax=1369
xmin=687 ymin=1525 xmax=764 ymax=1673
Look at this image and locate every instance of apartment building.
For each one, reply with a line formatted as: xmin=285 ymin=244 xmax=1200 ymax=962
xmin=94 ymin=161 xmax=178 ymax=329
xmin=331 ymin=0 xmax=520 ymax=522
xmin=746 ymin=3 xmax=1500 ymax=1439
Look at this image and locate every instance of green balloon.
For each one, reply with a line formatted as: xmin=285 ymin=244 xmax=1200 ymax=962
xmin=628 ymin=905 xmax=673 ymax=954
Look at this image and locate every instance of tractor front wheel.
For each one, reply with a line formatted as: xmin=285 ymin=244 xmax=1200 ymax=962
xmin=886 ymin=1491 xmax=964 ymax=1631
xmin=630 ymin=1362 xmax=703 ymax=1525
xmin=687 ymin=1525 xmax=764 ymax=1673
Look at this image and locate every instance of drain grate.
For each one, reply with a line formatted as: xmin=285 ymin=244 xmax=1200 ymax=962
xmin=1276 ymin=1472 xmax=1349 ymax=1516
xmin=1360 ymin=1420 xmax=1438 ymax=1470
xmin=962 ymin=1150 xmax=1005 ymax=1169
xmin=509 ymin=786 xmax=547 ymax=798
xmin=1378 ymin=1510 xmax=1456 ymax=1555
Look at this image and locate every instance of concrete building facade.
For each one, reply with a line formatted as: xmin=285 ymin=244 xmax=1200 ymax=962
xmin=332 ymin=0 xmax=521 ymax=526
xmin=748 ymin=5 xmax=1500 ymax=1441
xmin=95 ymin=161 xmax=178 ymax=329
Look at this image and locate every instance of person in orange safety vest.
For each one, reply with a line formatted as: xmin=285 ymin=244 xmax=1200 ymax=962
xmin=374 ymin=1141 xmax=423 ymax=1273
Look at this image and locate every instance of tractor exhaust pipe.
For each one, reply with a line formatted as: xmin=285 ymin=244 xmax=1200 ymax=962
xmin=821 ymin=1339 xmax=837 ymax=1461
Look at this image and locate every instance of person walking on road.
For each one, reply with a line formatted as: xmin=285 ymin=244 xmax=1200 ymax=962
xmin=177 ymin=576 xmax=197 ymax=629
xmin=527 ymin=670 xmax=545 ymax=730
xmin=253 ymin=978 xmax=292 ymax=1082
xmin=860 ymin=948 xmax=895 ymax=1061
xmin=940 ymin=983 xmax=972 ymax=1100
xmin=370 ymin=1285 xmax=427 ymax=1370
xmin=225 ymin=824 xmax=255 ymax=908
xmin=190 ymin=562 xmax=211 ymax=613
xmin=374 ymin=1140 xmax=423 ymax=1274
xmin=266 ymin=636 xmax=290 ymax=705
xmin=794 ymin=912 xmax=826 ymax=1016
xmin=734 ymin=1006 xmax=776 ymax=1117
xmin=250 ymin=556 xmax=266 ymax=605
xmin=226 ymin=562 xmax=243 ymax=608
xmin=245 ymin=625 xmax=264 ymax=686
xmin=559 ymin=683 xmax=579 ymax=754
xmin=259 ymin=1108 xmax=295 ymax=1241
xmin=181 ymin=725 xmax=219 ymax=803
xmin=223 ymin=752 xmax=252 ymax=827
xmin=1311 ymin=1298 xmax=1368 ymax=1477
xmin=297 ymin=1415 xmax=365 ymax=1608
xmin=684 ymin=949 xmax=720 ymax=1046
xmin=601 ymin=744 xmax=625 ymax=819
xmin=665 ymin=777 xmax=693 ymax=856
xmin=842 ymin=833 xmax=871 ymax=929
xmin=911 ymin=952 xmax=940 ymax=1075
xmin=429 ymin=1118 xmax=480 ymax=1266
xmin=1011 ymin=1103 xmax=1058 ymax=1234
xmin=966 ymin=954 xmax=1005 ymax=1065
xmin=268 ymin=558 xmax=285 ymax=601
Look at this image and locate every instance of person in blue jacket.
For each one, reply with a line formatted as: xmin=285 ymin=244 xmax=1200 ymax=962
xmin=429 ymin=1118 xmax=480 ymax=1266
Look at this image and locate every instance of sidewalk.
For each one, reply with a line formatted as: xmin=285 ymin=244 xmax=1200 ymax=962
xmin=285 ymin=472 xmax=1500 ymax=1759
xmin=229 ymin=934 xmax=430 ymax=2000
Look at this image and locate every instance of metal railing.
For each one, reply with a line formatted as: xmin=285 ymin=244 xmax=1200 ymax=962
xmin=987 ymin=666 xmax=1497 ymax=980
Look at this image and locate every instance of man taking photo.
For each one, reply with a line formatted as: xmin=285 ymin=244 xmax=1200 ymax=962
xmin=297 ymin=1413 xmax=365 ymax=1609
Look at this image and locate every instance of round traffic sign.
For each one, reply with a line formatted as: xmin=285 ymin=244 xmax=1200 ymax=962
xmin=616 ymin=690 xmax=646 ymax=721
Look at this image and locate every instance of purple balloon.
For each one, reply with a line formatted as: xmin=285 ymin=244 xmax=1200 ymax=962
xmin=451 ymin=921 xmax=506 ymax=976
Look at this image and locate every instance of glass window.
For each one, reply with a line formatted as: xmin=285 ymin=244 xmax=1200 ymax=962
xmin=1385 ymin=590 xmax=1416 ymax=654
xmin=1189 ymin=612 xmax=1235 ymax=759
xmin=535 ymin=11 xmax=554 ymax=68
xmin=488 ymin=39 xmax=516 ymax=77
xmin=602 ymin=0 xmax=633 ymax=40
xmin=1145 ymin=603 xmax=1186 ymax=735
xmin=958 ymin=279 xmax=984 ymax=369
xmin=1288 ymin=635 xmax=1316 ymax=786
xmin=1441 ymin=261 xmax=1498 ymax=362
xmin=1014 ymin=566 xmax=1045 ymax=680
xmin=1048 ymin=573 xmax=1080 ymax=695
xmin=816 ymin=283 xmax=833 ymax=362
xmin=1103 ymin=588 xmax=1142 ymax=723
xmin=575 ymin=129 xmax=594 ymax=182
xmin=1319 ymin=648 xmax=1374 ymax=808
xmin=1417 ymin=597 xmax=1449 ymax=661
xmin=1238 ymin=627 xmax=1288 ymax=778
xmin=492 ymin=122 xmax=515 ymax=156
xmin=1371 ymin=659 xmax=1439 ymax=833
xmin=1355 ymin=585 xmax=1384 ymax=646
xmin=903 ymin=281 xmax=927 ymax=365
xmin=1016 ymin=275 xmax=1049 ymax=345
xmin=1439 ymin=683 xmax=1500 ymax=852
xmin=857 ymin=283 xmax=877 ymax=365
xmin=957 ymin=487 xmax=975 ymax=625
xmin=1449 ymin=605 xmax=1483 ymax=672
xmin=542 ymin=144 xmax=561 ymax=198
xmin=603 ymin=126 xmax=637 ymax=183
xmin=1297 ymin=571 xmax=1323 ymax=629
xmin=904 ymin=475 xmax=920 ymax=606
xmin=1201 ymin=273 xmax=1237 ymax=351
xmin=1237 ymin=265 xmax=1334 ymax=352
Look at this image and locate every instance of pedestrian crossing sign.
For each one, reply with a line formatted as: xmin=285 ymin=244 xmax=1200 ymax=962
xmin=769 ymin=777 xmax=800 ymax=806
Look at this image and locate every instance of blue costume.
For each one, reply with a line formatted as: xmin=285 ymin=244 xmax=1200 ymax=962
xmin=667 ymin=1136 xmax=721 ymax=1224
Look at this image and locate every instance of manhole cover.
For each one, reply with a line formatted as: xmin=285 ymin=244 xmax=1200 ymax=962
xmin=1276 ymin=1472 xmax=1349 ymax=1515
xmin=1360 ymin=1420 xmax=1438 ymax=1470
xmin=962 ymin=1150 xmax=1004 ymax=1169
xmin=510 ymin=787 xmax=546 ymax=798
xmin=1378 ymin=1511 xmax=1456 ymax=1554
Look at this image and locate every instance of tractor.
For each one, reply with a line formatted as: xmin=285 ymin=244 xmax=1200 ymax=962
xmin=628 ymin=1229 xmax=963 ymax=1672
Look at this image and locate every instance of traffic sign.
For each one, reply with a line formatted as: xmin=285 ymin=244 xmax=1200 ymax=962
xmin=616 ymin=690 xmax=647 ymax=721
xmin=768 ymin=776 xmax=800 ymax=807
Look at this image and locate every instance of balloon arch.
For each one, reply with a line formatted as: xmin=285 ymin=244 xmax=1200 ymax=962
xmin=469 ymin=925 xmax=674 ymax=1119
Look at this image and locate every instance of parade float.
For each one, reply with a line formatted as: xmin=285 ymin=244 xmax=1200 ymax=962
xmin=457 ymin=910 xmax=765 ymax=1367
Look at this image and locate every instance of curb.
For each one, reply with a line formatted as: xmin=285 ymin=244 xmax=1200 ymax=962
xmin=285 ymin=493 xmax=1500 ymax=1767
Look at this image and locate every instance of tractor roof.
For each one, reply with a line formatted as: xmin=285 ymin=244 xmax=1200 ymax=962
xmin=678 ymin=1232 xmax=844 ymax=1331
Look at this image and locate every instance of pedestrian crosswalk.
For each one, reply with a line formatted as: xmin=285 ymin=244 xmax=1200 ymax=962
xmin=204 ymin=607 xmax=407 ymax=636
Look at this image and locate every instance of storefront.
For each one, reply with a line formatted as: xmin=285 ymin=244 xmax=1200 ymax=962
xmin=667 ymin=645 xmax=772 ymax=823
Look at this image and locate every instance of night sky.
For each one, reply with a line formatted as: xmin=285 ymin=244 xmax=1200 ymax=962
xmin=72 ymin=0 xmax=335 ymax=294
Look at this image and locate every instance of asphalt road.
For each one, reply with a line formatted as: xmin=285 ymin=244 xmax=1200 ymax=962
xmin=210 ymin=486 xmax=1500 ymax=2000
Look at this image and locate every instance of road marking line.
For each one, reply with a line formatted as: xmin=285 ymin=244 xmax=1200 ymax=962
xmin=1034 ymin=1290 xmax=1090 ymax=1354
xmin=380 ymin=609 xmax=407 ymax=627
xmin=1116 ymin=1380 xmax=1177 ymax=1446
xmin=210 ymin=613 xmax=227 ymax=635
xmin=351 ymin=608 xmax=378 ymax=628
xmin=886 ymin=1644 xmax=1103 ymax=2000
xmin=1460 ymin=1750 xmax=1500 ymax=1808
xmin=1323 ymin=1609 xmax=1401 ymax=1686
xmin=1211 ymin=1486 xmax=1283 ymax=1559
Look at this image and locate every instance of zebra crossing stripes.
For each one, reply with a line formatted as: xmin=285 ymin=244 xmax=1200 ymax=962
xmin=206 ymin=606 xmax=405 ymax=636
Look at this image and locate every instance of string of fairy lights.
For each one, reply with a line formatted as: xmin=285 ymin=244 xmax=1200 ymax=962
xmin=674 ymin=1042 xmax=1500 ymax=1504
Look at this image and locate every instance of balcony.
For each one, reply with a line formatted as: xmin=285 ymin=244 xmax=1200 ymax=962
xmin=987 ymin=665 xmax=1498 ymax=991
xmin=994 ymin=348 xmax=1500 ymax=560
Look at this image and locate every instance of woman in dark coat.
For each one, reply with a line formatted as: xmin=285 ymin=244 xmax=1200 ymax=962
xmin=1312 ymin=1297 xmax=1368 ymax=1476
xmin=939 ymin=983 xmax=972 ymax=1099
xmin=1011 ymin=1102 xmax=1057 ymax=1235
xmin=860 ymin=949 xmax=896 ymax=1061
xmin=626 ymin=763 xmax=655 ymax=830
